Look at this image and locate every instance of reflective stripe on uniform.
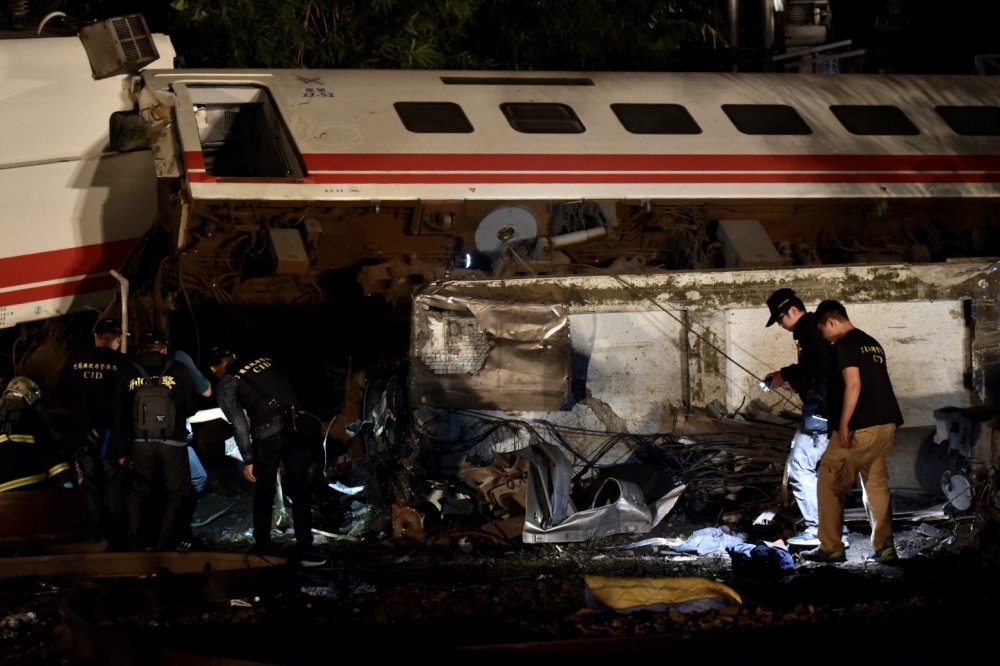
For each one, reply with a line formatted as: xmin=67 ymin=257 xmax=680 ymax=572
xmin=0 ymin=473 xmax=48 ymax=493
xmin=0 ymin=434 xmax=36 ymax=444
xmin=48 ymin=462 xmax=70 ymax=477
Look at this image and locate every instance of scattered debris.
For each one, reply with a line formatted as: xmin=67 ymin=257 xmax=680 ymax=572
xmin=727 ymin=543 xmax=796 ymax=579
xmin=1 ymin=612 xmax=37 ymax=640
xmin=674 ymin=528 xmax=745 ymax=556
xmin=298 ymin=569 xmax=375 ymax=600
xmin=522 ymin=442 xmax=652 ymax=543
xmin=391 ymin=504 xmax=425 ymax=539
xmin=650 ymin=484 xmax=686 ymax=528
xmin=918 ymin=523 xmax=941 ymax=538
xmin=329 ymin=482 xmax=365 ymax=496
xmin=601 ymin=537 xmax=686 ymax=551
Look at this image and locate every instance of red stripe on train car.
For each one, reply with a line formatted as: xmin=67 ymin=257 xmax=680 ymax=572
xmin=183 ymin=152 xmax=1000 ymax=178
xmin=0 ymin=275 xmax=119 ymax=309
xmin=300 ymin=153 xmax=1000 ymax=173
xmin=186 ymin=171 xmax=1000 ymax=184
xmin=184 ymin=151 xmax=206 ymax=170
xmin=0 ymin=239 xmax=137 ymax=290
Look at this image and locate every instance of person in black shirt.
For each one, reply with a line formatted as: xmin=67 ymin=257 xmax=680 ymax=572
xmin=802 ymin=301 xmax=904 ymax=564
xmin=762 ymin=288 xmax=834 ymax=548
xmin=59 ymin=318 xmax=127 ymax=546
xmin=114 ymin=331 xmax=196 ymax=550
xmin=210 ymin=349 xmax=321 ymax=565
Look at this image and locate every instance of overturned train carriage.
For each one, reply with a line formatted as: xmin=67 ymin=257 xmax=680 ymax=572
xmin=131 ymin=66 xmax=1000 ymax=315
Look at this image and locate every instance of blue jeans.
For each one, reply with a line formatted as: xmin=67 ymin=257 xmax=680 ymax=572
xmin=789 ymin=404 xmax=830 ymax=533
xmin=188 ymin=447 xmax=208 ymax=493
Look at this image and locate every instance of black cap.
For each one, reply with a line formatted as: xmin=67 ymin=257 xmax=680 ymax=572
xmin=765 ymin=288 xmax=797 ymax=327
xmin=209 ymin=346 xmax=235 ymax=366
xmin=140 ymin=330 xmax=169 ymax=350
xmin=94 ymin=318 xmax=122 ymax=334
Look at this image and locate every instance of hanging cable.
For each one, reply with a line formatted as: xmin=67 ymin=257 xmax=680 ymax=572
xmin=610 ymin=275 xmax=801 ymax=412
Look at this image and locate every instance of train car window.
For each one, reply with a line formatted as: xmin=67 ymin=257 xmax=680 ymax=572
xmin=721 ymin=105 xmax=812 ymax=135
xmin=394 ymin=102 xmax=474 ymax=133
xmin=187 ymin=86 xmax=304 ymax=179
xmin=611 ymin=104 xmax=702 ymax=134
xmin=500 ymin=103 xmax=585 ymax=134
xmin=441 ymin=76 xmax=594 ymax=86
xmin=830 ymin=105 xmax=920 ymax=135
xmin=935 ymin=106 xmax=1000 ymax=136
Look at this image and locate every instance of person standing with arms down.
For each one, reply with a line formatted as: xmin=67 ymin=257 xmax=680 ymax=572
xmin=802 ymin=301 xmax=903 ymax=563
xmin=59 ymin=318 xmax=127 ymax=547
xmin=114 ymin=331 xmax=196 ymax=551
xmin=761 ymin=288 xmax=838 ymax=548
xmin=209 ymin=349 xmax=322 ymax=565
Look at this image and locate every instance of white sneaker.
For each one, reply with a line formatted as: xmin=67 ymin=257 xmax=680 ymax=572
xmin=787 ymin=531 xmax=821 ymax=547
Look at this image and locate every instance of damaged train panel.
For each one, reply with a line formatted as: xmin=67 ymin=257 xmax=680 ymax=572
xmin=409 ymin=261 xmax=997 ymax=467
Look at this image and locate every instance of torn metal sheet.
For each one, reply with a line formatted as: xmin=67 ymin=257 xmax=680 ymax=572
xmin=410 ymin=283 xmax=571 ymax=411
xmin=520 ymin=442 xmax=652 ymax=543
xmin=600 ymin=537 xmax=686 ymax=551
xmin=650 ymin=484 xmax=686 ymax=528
xmin=844 ymin=503 xmax=950 ymax=523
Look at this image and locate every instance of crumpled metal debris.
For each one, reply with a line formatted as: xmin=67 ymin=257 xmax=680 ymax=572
xmin=410 ymin=284 xmax=571 ymax=411
xmin=460 ymin=452 xmax=530 ymax=517
xmin=519 ymin=441 xmax=652 ymax=543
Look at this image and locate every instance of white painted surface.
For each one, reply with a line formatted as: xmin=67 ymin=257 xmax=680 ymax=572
xmin=725 ymin=301 xmax=971 ymax=427
xmin=0 ymin=34 xmax=174 ymax=328
xmin=568 ymin=311 xmax=685 ymax=433
xmin=0 ymin=34 xmax=174 ymax=167
xmin=0 ymin=153 xmax=158 ymax=257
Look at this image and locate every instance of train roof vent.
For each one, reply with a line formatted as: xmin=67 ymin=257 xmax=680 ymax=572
xmin=394 ymin=102 xmax=474 ymax=133
xmin=722 ymin=105 xmax=812 ymax=135
xmin=501 ymin=103 xmax=585 ymax=134
xmin=830 ymin=105 xmax=919 ymax=136
xmin=611 ymin=104 xmax=702 ymax=134
xmin=935 ymin=106 xmax=1000 ymax=136
xmin=78 ymin=14 xmax=159 ymax=80
xmin=442 ymin=76 xmax=594 ymax=86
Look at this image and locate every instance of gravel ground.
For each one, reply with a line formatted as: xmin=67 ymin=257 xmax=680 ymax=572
xmin=5 ymin=519 xmax=998 ymax=664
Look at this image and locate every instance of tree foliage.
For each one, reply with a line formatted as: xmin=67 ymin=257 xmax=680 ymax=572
xmin=11 ymin=0 xmax=728 ymax=71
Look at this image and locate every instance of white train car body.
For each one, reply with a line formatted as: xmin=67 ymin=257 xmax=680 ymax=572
xmin=0 ymin=35 xmax=174 ymax=330
xmin=141 ymin=69 xmax=1000 ymax=203
xmin=129 ymin=67 xmax=1000 ymax=308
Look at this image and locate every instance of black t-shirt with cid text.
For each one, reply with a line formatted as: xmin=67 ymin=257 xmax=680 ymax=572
xmin=826 ymin=328 xmax=904 ymax=433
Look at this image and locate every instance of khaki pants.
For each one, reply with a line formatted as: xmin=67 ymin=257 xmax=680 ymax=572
xmin=817 ymin=423 xmax=896 ymax=553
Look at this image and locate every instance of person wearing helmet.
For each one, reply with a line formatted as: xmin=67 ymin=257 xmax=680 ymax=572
xmin=1 ymin=376 xmax=73 ymax=492
xmin=58 ymin=318 xmax=127 ymax=547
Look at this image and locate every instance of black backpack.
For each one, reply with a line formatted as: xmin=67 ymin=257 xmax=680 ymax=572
xmin=131 ymin=360 xmax=177 ymax=440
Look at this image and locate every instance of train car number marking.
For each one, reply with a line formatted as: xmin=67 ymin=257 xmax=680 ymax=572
xmin=302 ymin=87 xmax=334 ymax=98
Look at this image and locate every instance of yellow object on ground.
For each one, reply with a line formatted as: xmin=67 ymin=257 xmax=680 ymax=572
xmin=584 ymin=574 xmax=742 ymax=611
